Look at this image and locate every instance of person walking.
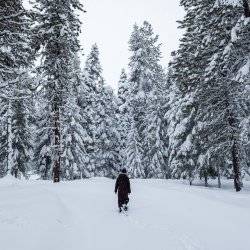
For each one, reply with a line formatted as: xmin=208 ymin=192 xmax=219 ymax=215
xmin=115 ymin=168 xmax=131 ymax=212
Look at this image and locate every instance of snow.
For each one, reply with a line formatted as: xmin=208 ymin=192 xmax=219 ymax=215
xmin=215 ymin=0 xmax=242 ymax=6
xmin=231 ymin=23 xmax=240 ymax=42
xmin=236 ymin=58 xmax=250 ymax=82
xmin=1 ymin=177 xmax=250 ymax=250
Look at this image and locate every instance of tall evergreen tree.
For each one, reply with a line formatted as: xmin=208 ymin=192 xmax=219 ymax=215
xmin=195 ymin=2 xmax=246 ymax=191
xmin=169 ymin=0 xmax=248 ymax=189
xmin=0 ymin=0 xmax=33 ymax=178
xmin=34 ymin=90 xmax=53 ymax=180
xmin=93 ymin=84 xmax=120 ymax=177
xmin=117 ymin=69 xmax=131 ymax=167
xmin=33 ymin=0 xmax=84 ymax=182
xmin=81 ymin=44 xmax=104 ymax=176
xmin=169 ymin=0 xmax=250 ymax=190
xmin=60 ymin=55 xmax=92 ymax=180
xmin=126 ymin=21 xmax=167 ymax=178
xmin=168 ymin=0 xmax=208 ymax=184
xmin=82 ymin=44 xmax=120 ymax=177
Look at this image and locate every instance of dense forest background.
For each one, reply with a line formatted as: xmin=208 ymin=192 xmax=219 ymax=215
xmin=0 ymin=0 xmax=249 ymax=191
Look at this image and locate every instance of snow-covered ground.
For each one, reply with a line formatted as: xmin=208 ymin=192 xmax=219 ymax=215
xmin=1 ymin=177 xmax=250 ymax=250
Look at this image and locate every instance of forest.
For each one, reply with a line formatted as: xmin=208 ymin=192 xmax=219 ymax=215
xmin=0 ymin=0 xmax=249 ymax=192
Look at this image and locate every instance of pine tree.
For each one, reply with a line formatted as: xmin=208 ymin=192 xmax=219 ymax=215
xmin=144 ymin=68 xmax=169 ymax=178
xmin=126 ymin=21 xmax=167 ymax=178
xmin=168 ymin=0 xmax=246 ymax=187
xmin=11 ymin=75 xmax=33 ymax=178
xmin=33 ymin=0 xmax=84 ymax=182
xmin=195 ymin=2 xmax=247 ymax=191
xmin=232 ymin=0 xmax=250 ymax=180
xmin=81 ymin=44 xmax=104 ymax=176
xmin=93 ymin=84 xmax=120 ymax=177
xmin=60 ymin=55 xmax=92 ymax=180
xmin=117 ymin=69 xmax=131 ymax=167
xmin=167 ymin=0 xmax=210 ymax=184
xmin=34 ymin=91 xmax=54 ymax=180
xmin=0 ymin=0 xmax=34 ymax=178
xmin=165 ymin=71 xmax=185 ymax=180
xmin=125 ymin=118 xmax=144 ymax=178
xmin=82 ymin=44 xmax=120 ymax=177
xmin=68 ymin=55 xmax=94 ymax=179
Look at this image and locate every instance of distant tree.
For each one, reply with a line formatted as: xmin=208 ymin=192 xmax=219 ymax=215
xmin=93 ymin=84 xmax=120 ymax=177
xmin=82 ymin=44 xmax=120 ymax=178
xmin=117 ymin=69 xmax=131 ymax=167
xmin=126 ymin=21 xmax=167 ymax=178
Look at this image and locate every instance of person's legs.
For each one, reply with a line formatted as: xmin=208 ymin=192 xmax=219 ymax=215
xmin=120 ymin=198 xmax=129 ymax=211
xmin=124 ymin=198 xmax=129 ymax=211
xmin=118 ymin=192 xmax=129 ymax=212
xmin=118 ymin=199 xmax=123 ymax=212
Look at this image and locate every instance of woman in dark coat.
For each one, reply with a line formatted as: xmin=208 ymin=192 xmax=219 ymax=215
xmin=115 ymin=168 xmax=131 ymax=212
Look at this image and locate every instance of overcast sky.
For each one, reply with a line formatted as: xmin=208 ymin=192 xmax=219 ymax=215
xmin=24 ymin=0 xmax=185 ymax=90
xmin=81 ymin=0 xmax=185 ymax=90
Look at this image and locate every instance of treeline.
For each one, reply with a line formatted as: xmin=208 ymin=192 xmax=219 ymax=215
xmin=0 ymin=0 xmax=249 ymax=191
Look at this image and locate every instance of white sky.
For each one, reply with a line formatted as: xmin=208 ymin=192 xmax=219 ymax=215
xmin=81 ymin=0 xmax=185 ymax=90
xmin=23 ymin=0 xmax=185 ymax=90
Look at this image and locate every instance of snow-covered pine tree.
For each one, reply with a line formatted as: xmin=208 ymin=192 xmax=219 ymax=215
xmin=191 ymin=1 xmax=241 ymax=186
xmin=0 ymin=0 xmax=34 ymax=178
xmin=218 ymin=1 xmax=250 ymax=186
xmin=81 ymin=44 xmax=104 ymax=176
xmin=0 ymin=102 xmax=12 ymax=178
xmin=145 ymin=68 xmax=169 ymax=178
xmin=168 ymin=0 xmax=209 ymax=184
xmin=126 ymin=22 xmax=152 ymax=178
xmin=126 ymin=21 xmax=167 ymax=178
xmin=164 ymin=53 xmax=183 ymax=179
xmin=93 ymin=84 xmax=120 ymax=178
xmin=195 ymin=2 xmax=247 ymax=191
xmin=117 ymin=69 xmax=129 ymax=108
xmin=82 ymin=44 xmax=120 ymax=177
xmin=170 ymin=0 xmax=250 ymax=188
xmin=125 ymin=118 xmax=144 ymax=178
xmin=230 ymin=0 xmax=250 ymax=181
xmin=11 ymin=75 xmax=33 ymax=178
xmin=117 ymin=69 xmax=131 ymax=167
xmin=33 ymin=0 xmax=84 ymax=182
xmin=60 ymin=55 xmax=93 ymax=180
xmin=168 ymin=90 xmax=198 ymax=184
xmin=34 ymin=90 xmax=54 ymax=180
xmin=69 ymin=55 xmax=94 ymax=178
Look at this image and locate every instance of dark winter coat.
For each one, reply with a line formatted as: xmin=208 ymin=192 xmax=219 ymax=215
xmin=115 ymin=173 xmax=131 ymax=204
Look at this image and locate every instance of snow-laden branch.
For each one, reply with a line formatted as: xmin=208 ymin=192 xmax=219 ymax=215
xmin=215 ymin=0 xmax=242 ymax=6
xmin=0 ymin=10 xmax=25 ymax=21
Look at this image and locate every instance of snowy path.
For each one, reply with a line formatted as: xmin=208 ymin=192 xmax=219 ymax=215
xmin=1 ymin=177 xmax=250 ymax=250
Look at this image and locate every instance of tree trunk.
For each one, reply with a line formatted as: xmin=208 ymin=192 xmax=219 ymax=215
xmin=45 ymin=156 xmax=50 ymax=180
xmin=14 ymin=168 xmax=18 ymax=178
xmin=243 ymin=0 xmax=250 ymax=17
xmin=226 ymin=93 xmax=242 ymax=192
xmin=232 ymin=141 xmax=241 ymax=192
xmin=7 ymin=102 xmax=12 ymax=176
xmin=217 ymin=166 xmax=221 ymax=188
xmin=204 ymin=173 xmax=208 ymax=187
xmin=189 ymin=178 xmax=193 ymax=186
xmin=53 ymin=104 xmax=61 ymax=183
